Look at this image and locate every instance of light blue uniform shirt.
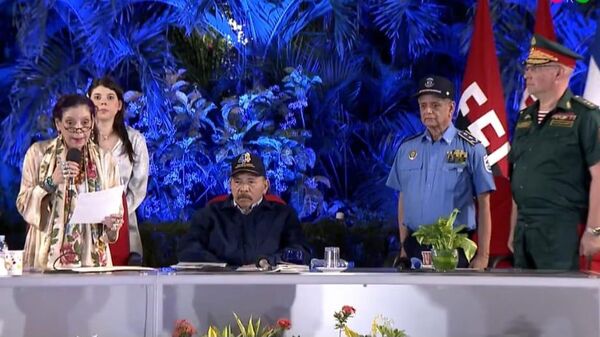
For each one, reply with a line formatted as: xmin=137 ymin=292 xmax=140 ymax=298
xmin=386 ymin=124 xmax=495 ymax=231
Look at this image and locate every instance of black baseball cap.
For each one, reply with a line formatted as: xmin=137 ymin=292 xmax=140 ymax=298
xmin=231 ymin=152 xmax=266 ymax=177
xmin=415 ymin=75 xmax=454 ymax=99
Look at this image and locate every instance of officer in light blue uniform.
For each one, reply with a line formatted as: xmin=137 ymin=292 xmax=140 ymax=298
xmin=386 ymin=75 xmax=496 ymax=269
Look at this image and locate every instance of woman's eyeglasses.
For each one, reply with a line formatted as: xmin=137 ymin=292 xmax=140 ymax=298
xmin=62 ymin=120 xmax=92 ymax=133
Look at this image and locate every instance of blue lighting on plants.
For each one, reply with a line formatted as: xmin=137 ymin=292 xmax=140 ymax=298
xmin=0 ymin=1 xmax=597 ymax=255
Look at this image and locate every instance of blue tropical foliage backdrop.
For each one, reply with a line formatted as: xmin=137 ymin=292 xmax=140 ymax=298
xmin=0 ymin=0 xmax=597 ymax=256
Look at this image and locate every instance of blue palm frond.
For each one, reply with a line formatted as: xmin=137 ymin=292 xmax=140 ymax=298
xmin=2 ymin=35 xmax=84 ymax=165
xmin=502 ymin=0 xmax=535 ymax=14
xmin=202 ymin=6 xmax=238 ymax=48
xmin=318 ymin=42 xmax=361 ymax=86
xmin=554 ymin=5 xmax=595 ymax=94
xmin=429 ymin=23 xmax=471 ymax=61
xmin=13 ymin=0 xmax=49 ymax=58
xmin=209 ymin=0 xmax=334 ymax=58
xmin=266 ymin=43 xmax=322 ymax=81
xmin=156 ymin=0 xmax=215 ymax=33
xmin=329 ymin=0 xmax=360 ymax=58
xmin=372 ymin=0 xmax=445 ymax=60
xmin=247 ymin=0 xmax=303 ymax=51
xmin=124 ymin=8 xmax=176 ymax=132
xmin=55 ymin=1 xmax=132 ymax=75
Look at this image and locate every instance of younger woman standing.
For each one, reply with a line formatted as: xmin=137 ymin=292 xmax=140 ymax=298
xmin=89 ymin=77 xmax=149 ymax=265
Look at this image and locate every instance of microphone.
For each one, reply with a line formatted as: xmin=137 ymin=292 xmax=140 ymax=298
xmin=66 ymin=148 xmax=82 ymax=188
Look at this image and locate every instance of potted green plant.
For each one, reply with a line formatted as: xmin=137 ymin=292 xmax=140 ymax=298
xmin=411 ymin=209 xmax=477 ymax=271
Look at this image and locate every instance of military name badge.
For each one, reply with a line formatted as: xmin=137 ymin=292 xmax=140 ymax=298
xmin=549 ymin=112 xmax=576 ymax=127
xmin=408 ymin=150 xmax=417 ymax=160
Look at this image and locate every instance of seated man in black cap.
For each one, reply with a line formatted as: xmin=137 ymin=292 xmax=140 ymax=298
xmin=509 ymin=34 xmax=600 ymax=269
xmin=177 ymin=152 xmax=311 ymax=268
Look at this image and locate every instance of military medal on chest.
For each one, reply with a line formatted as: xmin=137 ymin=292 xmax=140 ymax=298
xmin=549 ymin=111 xmax=576 ymax=127
xmin=446 ymin=149 xmax=467 ymax=163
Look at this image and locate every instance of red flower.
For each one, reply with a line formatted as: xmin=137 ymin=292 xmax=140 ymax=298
xmin=277 ymin=318 xmax=291 ymax=330
xmin=334 ymin=305 xmax=356 ymax=330
xmin=342 ymin=305 xmax=356 ymax=315
xmin=172 ymin=319 xmax=197 ymax=337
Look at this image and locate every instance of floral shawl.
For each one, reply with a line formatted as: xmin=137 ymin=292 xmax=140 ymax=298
xmin=17 ymin=137 xmax=120 ymax=270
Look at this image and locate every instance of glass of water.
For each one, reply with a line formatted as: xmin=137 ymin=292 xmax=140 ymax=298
xmin=324 ymin=246 xmax=340 ymax=268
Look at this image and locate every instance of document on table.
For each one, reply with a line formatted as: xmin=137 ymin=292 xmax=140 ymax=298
xmin=235 ymin=263 xmax=309 ymax=273
xmin=236 ymin=264 xmax=262 ymax=272
xmin=70 ymin=266 xmax=156 ymax=273
xmin=69 ymin=185 xmax=124 ymax=224
xmin=272 ymin=263 xmax=309 ymax=273
xmin=171 ymin=262 xmax=228 ymax=271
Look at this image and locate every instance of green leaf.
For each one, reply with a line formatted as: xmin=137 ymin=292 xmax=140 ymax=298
xmin=207 ymin=325 xmax=219 ymax=337
xmin=343 ymin=325 xmax=361 ymax=337
xmin=456 ymin=236 xmax=478 ymax=262
xmin=234 ymin=313 xmax=246 ymax=336
xmin=446 ymin=209 xmax=458 ymax=227
xmin=412 ymin=208 xmax=478 ymax=256
xmin=247 ymin=315 xmax=255 ymax=337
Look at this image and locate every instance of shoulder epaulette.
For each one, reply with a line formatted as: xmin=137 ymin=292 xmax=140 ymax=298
xmin=573 ymin=95 xmax=599 ymax=110
xmin=457 ymin=130 xmax=480 ymax=146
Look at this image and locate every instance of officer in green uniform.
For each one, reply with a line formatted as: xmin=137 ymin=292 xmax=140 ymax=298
xmin=508 ymin=34 xmax=600 ymax=270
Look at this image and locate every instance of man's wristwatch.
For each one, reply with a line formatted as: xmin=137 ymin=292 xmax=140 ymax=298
xmin=586 ymin=227 xmax=600 ymax=236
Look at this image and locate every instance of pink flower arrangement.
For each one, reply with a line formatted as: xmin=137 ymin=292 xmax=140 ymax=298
xmin=277 ymin=318 xmax=292 ymax=330
xmin=341 ymin=305 xmax=356 ymax=315
xmin=334 ymin=305 xmax=356 ymax=332
xmin=172 ymin=319 xmax=197 ymax=337
xmin=172 ymin=316 xmax=292 ymax=337
xmin=333 ymin=305 xmax=408 ymax=337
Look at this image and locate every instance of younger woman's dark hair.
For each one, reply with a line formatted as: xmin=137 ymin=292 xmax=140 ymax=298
xmin=53 ymin=94 xmax=96 ymax=121
xmin=88 ymin=76 xmax=135 ymax=162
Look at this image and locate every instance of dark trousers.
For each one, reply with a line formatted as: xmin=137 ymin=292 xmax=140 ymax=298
xmin=404 ymin=229 xmax=474 ymax=268
xmin=512 ymin=219 xmax=579 ymax=270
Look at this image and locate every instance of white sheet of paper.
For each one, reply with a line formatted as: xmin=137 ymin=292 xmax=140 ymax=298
xmin=171 ymin=262 xmax=228 ymax=270
xmin=69 ymin=185 xmax=124 ymax=224
xmin=236 ymin=264 xmax=261 ymax=272
xmin=70 ymin=266 xmax=156 ymax=273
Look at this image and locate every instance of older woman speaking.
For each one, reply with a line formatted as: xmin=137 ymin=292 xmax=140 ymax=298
xmin=17 ymin=94 xmax=123 ymax=270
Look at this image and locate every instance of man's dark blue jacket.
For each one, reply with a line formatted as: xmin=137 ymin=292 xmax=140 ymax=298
xmin=177 ymin=196 xmax=311 ymax=266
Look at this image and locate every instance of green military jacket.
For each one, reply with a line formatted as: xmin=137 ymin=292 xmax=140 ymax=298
xmin=509 ymin=89 xmax=600 ymax=222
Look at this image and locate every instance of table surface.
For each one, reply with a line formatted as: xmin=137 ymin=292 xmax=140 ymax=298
xmin=2 ymin=269 xmax=599 ymax=337
xmin=1 ymin=269 xmax=599 ymax=287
